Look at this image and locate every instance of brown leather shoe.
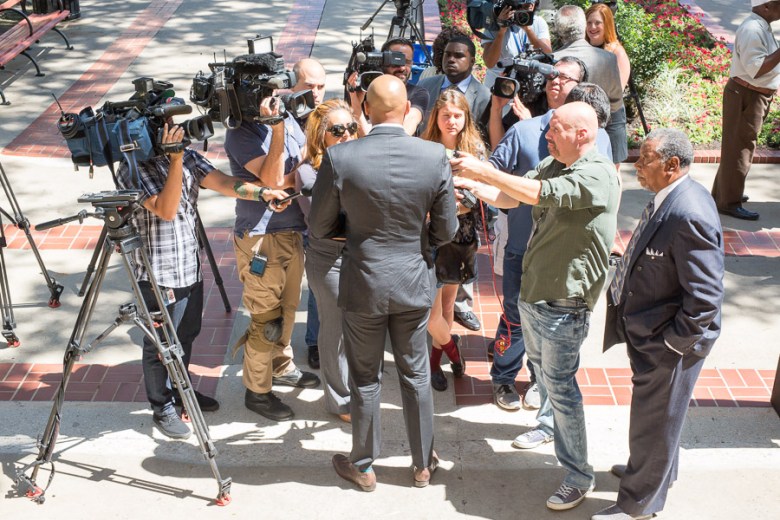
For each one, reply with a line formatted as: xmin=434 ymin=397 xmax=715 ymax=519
xmin=413 ymin=451 xmax=440 ymax=488
xmin=332 ymin=454 xmax=376 ymax=492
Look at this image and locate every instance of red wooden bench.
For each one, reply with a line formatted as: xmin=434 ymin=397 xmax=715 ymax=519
xmin=0 ymin=0 xmax=73 ymax=104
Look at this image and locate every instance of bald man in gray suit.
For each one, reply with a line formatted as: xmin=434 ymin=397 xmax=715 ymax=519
xmin=310 ymin=75 xmax=458 ymax=492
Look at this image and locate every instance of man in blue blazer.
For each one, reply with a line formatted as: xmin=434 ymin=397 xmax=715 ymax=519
xmin=595 ymin=129 xmax=725 ymax=520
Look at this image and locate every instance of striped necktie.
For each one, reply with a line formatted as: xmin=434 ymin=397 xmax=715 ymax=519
xmin=610 ymin=200 xmax=655 ymax=306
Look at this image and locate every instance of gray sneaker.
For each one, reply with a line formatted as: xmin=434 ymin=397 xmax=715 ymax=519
xmin=523 ymin=382 xmax=541 ymax=410
xmin=493 ymin=384 xmax=521 ymax=411
xmin=273 ymin=368 xmax=321 ymax=388
xmin=546 ymin=481 xmax=594 ymax=511
xmin=153 ymin=410 xmax=191 ymax=439
xmin=511 ymin=428 xmax=553 ymax=449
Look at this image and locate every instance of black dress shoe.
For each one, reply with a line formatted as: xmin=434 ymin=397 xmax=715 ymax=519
xmin=431 ymin=369 xmax=448 ymax=391
xmin=308 ymin=345 xmax=320 ymax=369
xmin=611 ymin=464 xmax=627 ymax=478
xmin=245 ymin=389 xmax=294 ymax=421
xmin=718 ymin=206 xmax=759 ymax=221
xmin=454 ymin=310 xmax=481 ymax=331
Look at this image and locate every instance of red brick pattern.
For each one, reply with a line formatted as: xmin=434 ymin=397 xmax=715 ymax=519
xmin=0 ymin=227 xmax=238 ymax=403
xmin=2 ymin=0 xmax=185 ymax=159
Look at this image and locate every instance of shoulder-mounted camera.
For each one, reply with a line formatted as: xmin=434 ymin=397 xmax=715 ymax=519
xmin=190 ymin=35 xmax=315 ymax=129
xmin=343 ymin=33 xmax=406 ymax=92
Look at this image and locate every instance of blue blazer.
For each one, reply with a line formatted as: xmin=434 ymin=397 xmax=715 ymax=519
xmin=603 ymin=176 xmax=725 ymax=373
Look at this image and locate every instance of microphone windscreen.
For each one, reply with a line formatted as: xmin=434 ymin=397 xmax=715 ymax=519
xmin=300 ymin=183 xmax=314 ymax=197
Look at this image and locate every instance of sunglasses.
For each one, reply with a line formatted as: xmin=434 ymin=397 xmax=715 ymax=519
xmin=326 ymin=122 xmax=358 ymax=137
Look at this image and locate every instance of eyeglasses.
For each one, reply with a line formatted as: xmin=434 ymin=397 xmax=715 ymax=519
xmin=326 ymin=122 xmax=358 ymax=137
xmin=550 ymin=71 xmax=580 ymax=84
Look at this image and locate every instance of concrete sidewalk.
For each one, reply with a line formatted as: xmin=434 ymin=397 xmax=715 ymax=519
xmin=0 ymin=1 xmax=778 ymax=519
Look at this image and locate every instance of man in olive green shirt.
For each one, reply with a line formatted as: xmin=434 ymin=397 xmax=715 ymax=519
xmin=452 ymin=102 xmax=619 ymax=511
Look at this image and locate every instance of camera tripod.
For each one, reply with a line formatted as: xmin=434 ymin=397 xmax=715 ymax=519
xmin=362 ymin=0 xmax=432 ymax=64
xmin=14 ymin=191 xmax=232 ymax=506
xmin=76 ymin=207 xmax=231 ymax=312
xmin=0 ymin=162 xmax=64 ymax=347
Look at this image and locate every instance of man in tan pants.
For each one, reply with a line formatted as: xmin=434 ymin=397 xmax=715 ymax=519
xmin=225 ymin=95 xmax=320 ymax=421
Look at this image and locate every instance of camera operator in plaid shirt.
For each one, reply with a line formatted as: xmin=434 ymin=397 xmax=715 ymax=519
xmin=116 ymin=119 xmax=290 ymax=440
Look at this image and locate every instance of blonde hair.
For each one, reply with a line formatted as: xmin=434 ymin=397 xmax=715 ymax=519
xmin=585 ymin=3 xmax=622 ymax=53
xmin=304 ymin=99 xmax=355 ymax=170
xmin=421 ymin=89 xmax=484 ymax=157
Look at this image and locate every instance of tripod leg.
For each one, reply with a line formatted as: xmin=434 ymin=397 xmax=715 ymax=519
xmin=78 ymin=226 xmax=108 ymax=297
xmin=15 ymin=239 xmax=115 ymax=502
xmin=0 ymin=163 xmax=65 ymax=307
xmin=120 ymin=245 xmax=232 ymax=506
xmin=195 ymin=212 xmax=231 ymax=312
xmin=0 ymin=214 xmax=19 ymax=347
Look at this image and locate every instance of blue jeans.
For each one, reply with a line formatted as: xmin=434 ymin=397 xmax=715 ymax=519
xmin=305 ymin=288 xmax=319 ymax=347
xmin=519 ymin=299 xmax=594 ymax=489
xmin=491 ymin=252 xmax=535 ymax=385
xmin=139 ymin=281 xmax=203 ymax=416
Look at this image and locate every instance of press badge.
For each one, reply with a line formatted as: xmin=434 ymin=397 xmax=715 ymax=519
xmin=162 ymin=288 xmax=176 ymax=305
xmin=250 ymin=253 xmax=268 ymax=277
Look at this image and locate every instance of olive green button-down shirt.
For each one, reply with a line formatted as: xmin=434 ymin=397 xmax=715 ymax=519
xmin=520 ymin=148 xmax=620 ymax=310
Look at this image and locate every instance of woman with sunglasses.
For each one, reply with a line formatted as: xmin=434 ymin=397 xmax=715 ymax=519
xmin=296 ymin=99 xmax=358 ymax=422
xmin=421 ymin=88 xmax=485 ymax=392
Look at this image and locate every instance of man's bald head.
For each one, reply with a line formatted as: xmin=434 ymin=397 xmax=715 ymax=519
xmin=365 ymin=74 xmax=409 ymax=125
xmin=545 ymin=102 xmax=599 ymax=166
xmin=556 ymin=102 xmax=598 ymax=140
xmin=292 ymin=58 xmax=327 ymax=105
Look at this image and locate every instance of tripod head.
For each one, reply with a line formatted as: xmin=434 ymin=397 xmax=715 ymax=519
xmin=35 ymin=190 xmax=142 ymax=232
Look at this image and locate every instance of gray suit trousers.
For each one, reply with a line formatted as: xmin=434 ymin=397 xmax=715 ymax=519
xmin=305 ymin=240 xmax=350 ymax=415
xmin=342 ymin=307 xmax=435 ymax=471
xmin=617 ymin=350 xmax=705 ymax=515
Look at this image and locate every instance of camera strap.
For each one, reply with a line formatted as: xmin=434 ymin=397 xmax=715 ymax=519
xmin=94 ymin=111 xmax=118 ymax=183
xmin=116 ymin=118 xmax=142 ymax=186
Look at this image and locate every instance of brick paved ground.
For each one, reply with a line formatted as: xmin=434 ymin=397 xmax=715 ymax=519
xmin=0 ymin=0 xmax=775 ymax=410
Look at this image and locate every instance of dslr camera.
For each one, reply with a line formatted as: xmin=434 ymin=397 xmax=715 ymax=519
xmin=190 ymin=36 xmax=315 ymax=128
xmin=492 ymin=51 xmax=556 ymax=107
xmin=344 ymin=34 xmax=406 ymax=92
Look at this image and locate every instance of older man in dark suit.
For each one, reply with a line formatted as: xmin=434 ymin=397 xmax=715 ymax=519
xmin=595 ymin=129 xmax=725 ymax=520
xmin=310 ymin=75 xmax=458 ymax=492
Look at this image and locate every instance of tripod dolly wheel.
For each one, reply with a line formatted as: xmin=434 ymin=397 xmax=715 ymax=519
xmin=3 ymin=330 xmax=20 ymax=348
xmin=215 ymin=492 xmax=232 ymax=506
xmin=48 ymin=283 xmax=64 ymax=308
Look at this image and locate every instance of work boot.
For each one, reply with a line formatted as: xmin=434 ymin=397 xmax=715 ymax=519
xmin=245 ymin=389 xmax=294 ymax=421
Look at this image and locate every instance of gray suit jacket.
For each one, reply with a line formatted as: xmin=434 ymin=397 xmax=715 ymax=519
xmin=416 ymin=74 xmax=491 ymax=134
xmin=603 ymin=177 xmax=724 ymax=373
xmin=309 ymin=125 xmax=458 ymax=315
xmin=554 ymin=39 xmax=624 ymax=113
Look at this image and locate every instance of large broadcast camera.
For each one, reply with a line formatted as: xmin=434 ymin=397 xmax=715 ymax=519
xmin=466 ymin=0 xmax=538 ymax=39
xmin=57 ymin=77 xmax=214 ymax=175
xmin=492 ymin=51 xmax=556 ymax=108
xmin=190 ymin=36 xmax=315 ymax=129
xmin=343 ymin=34 xmax=406 ymax=92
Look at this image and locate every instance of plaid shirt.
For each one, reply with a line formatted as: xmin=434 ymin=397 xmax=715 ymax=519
xmin=115 ymin=149 xmax=214 ymax=288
